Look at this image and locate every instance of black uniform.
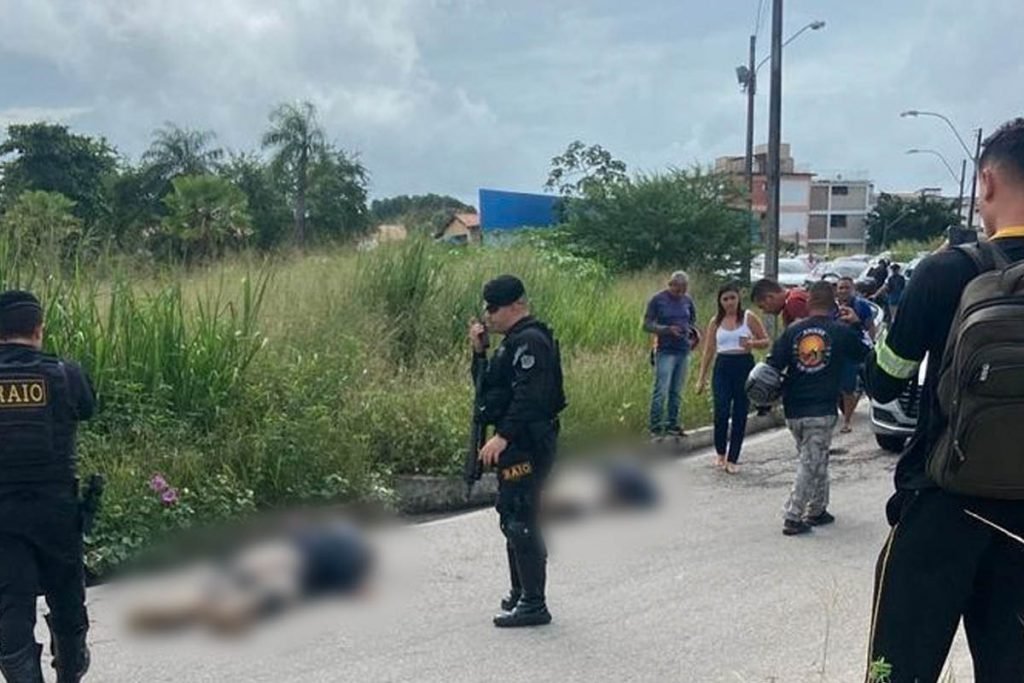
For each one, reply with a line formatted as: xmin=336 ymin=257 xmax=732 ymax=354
xmin=473 ymin=315 xmax=565 ymax=623
xmin=864 ymin=236 xmax=1024 ymax=682
xmin=0 ymin=343 xmax=95 ymax=683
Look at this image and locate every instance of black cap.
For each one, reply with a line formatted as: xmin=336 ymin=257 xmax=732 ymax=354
xmin=482 ymin=275 xmax=526 ymax=308
xmin=0 ymin=290 xmax=41 ymax=314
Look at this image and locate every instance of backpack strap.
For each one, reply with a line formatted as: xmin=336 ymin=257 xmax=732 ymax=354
xmin=957 ymin=240 xmax=1010 ymax=274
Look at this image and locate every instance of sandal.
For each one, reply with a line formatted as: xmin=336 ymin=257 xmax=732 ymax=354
xmin=840 ymin=424 xmax=853 ymax=434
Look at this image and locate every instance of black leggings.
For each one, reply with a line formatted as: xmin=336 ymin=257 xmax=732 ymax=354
xmin=712 ymin=353 xmax=754 ymax=463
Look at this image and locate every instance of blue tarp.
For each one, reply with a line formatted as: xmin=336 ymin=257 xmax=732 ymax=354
xmin=478 ymin=188 xmax=559 ymax=230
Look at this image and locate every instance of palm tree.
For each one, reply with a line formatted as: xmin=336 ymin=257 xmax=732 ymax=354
xmin=261 ymin=101 xmax=326 ymax=246
xmin=142 ymin=123 xmax=223 ymax=181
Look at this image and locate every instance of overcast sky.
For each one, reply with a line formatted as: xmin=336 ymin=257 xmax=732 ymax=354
xmin=1 ymin=0 xmax=1021 ymax=205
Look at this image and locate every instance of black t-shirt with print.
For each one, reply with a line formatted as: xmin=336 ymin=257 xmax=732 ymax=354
xmin=768 ymin=315 xmax=869 ymax=419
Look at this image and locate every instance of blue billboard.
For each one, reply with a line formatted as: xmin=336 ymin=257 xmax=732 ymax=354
xmin=478 ymin=188 xmax=560 ymax=231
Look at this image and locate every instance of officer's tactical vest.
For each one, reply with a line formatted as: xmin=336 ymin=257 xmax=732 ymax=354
xmin=932 ymin=241 xmax=1024 ymax=498
xmin=0 ymin=355 xmax=76 ymax=484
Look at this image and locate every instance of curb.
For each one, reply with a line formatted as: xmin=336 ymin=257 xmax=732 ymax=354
xmin=394 ymin=409 xmax=786 ymax=515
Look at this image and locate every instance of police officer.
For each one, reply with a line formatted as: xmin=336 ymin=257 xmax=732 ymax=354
xmin=0 ymin=291 xmax=95 ymax=682
xmin=864 ymin=119 xmax=1024 ymax=681
xmin=469 ymin=275 xmax=565 ymax=628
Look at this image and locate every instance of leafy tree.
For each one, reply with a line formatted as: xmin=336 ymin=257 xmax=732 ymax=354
xmin=262 ymin=101 xmax=327 ymax=246
xmin=220 ymin=153 xmax=291 ymax=249
xmin=370 ymin=194 xmax=474 ymax=231
xmin=557 ymin=168 xmax=749 ymax=273
xmin=106 ymin=162 xmax=166 ymax=248
xmin=160 ymin=175 xmax=252 ymax=260
xmin=544 ymin=141 xmax=628 ymax=198
xmin=305 ymin=146 xmax=370 ymax=241
xmin=141 ymin=123 xmax=223 ymax=189
xmin=0 ymin=123 xmax=117 ymax=228
xmin=0 ymin=190 xmax=88 ymax=263
xmin=866 ymin=193 xmax=960 ymax=250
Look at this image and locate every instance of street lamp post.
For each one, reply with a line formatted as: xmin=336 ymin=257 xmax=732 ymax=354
xmin=900 ymin=111 xmax=983 ymax=229
xmin=905 ymin=148 xmax=967 ymax=219
xmin=736 ymin=18 xmax=824 ymax=284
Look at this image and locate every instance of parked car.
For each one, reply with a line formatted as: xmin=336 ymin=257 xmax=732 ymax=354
xmin=752 ymin=257 xmax=810 ymax=288
xmin=806 ymin=259 xmax=867 ymax=286
xmin=870 ymin=354 xmax=927 ymax=453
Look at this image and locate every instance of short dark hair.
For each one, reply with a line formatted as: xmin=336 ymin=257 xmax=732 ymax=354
xmin=979 ymin=118 xmax=1024 ymax=183
xmin=891 ymin=263 xmax=901 ymax=272
xmin=751 ymin=278 xmax=782 ymax=302
xmin=0 ymin=290 xmax=43 ymax=339
xmin=838 ymin=276 xmax=855 ymax=285
xmin=808 ymin=281 xmax=836 ymax=311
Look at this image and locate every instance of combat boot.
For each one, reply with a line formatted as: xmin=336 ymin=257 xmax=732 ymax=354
xmin=46 ymin=615 xmax=90 ymax=683
xmin=493 ymin=554 xmax=551 ymax=628
xmin=0 ymin=643 xmax=44 ymax=683
xmin=500 ymin=542 xmax=522 ymax=612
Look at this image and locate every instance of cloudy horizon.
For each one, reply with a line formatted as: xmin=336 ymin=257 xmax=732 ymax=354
xmin=1 ymin=0 xmax=1020 ymax=205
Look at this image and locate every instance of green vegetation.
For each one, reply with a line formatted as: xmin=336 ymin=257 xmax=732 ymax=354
xmin=0 ymin=237 xmax=718 ymax=576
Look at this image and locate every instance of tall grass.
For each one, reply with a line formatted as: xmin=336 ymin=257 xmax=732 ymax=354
xmin=1 ymin=235 xmax=726 ymax=574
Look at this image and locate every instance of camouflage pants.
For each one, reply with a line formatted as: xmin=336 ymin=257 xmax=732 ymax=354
xmin=783 ymin=416 xmax=837 ymax=522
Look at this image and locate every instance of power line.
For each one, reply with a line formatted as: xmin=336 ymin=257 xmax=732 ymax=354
xmin=753 ymin=0 xmax=767 ymax=37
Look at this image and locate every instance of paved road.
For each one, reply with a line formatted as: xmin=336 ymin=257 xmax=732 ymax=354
xmin=76 ymin=412 xmax=973 ymax=682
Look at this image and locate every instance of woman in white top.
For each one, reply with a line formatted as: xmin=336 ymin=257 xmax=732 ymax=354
xmin=697 ymin=283 xmax=770 ymax=473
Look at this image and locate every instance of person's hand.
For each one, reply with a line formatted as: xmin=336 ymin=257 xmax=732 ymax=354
xmin=468 ymin=318 xmax=488 ymax=353
xmin=668 ymin=325 xmax=685 ymax=338
xmin=478 ymin=434 xmax=508 ymax=466
xmin=739 ymin=336 xmax=753 ymax=351
xmin=838 ymin=306 xmax=859 ymax=325
xmin=696 ymin=378 xmax=708 ymax=395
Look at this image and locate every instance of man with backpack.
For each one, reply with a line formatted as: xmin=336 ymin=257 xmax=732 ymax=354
xmin=864 ymin=118 xmax=1024 ymax=682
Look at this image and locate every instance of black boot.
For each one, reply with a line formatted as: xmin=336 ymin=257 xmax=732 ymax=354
xmin=0 ymin=643 xmax=44 ymax=683
xmin=493 ymin=553 xmax=551 ymax=628
xmin=500 ymin=541 xmax=522 ymax=612
xmin=46 ymin=615 xmax=90 ymax=683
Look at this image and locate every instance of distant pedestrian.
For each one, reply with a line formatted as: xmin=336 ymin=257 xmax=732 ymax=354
xmin=873 ymin=263 xmax=907 ymax=322
xmin=767 ymin=282 xmax=869 ymax=536
xmin=643 ymin=271 xmax=698 ymax=442
xmin=696 ymin=283 xmax=770 ymax=473
xmin=836 ymin=276 xmax=876 ymax=433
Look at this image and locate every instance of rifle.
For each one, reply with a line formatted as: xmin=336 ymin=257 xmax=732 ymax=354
xmin=80 ymin=473 xmax=105 ymax=536
xmin=465 ymin=321 xmax=489 ymax=497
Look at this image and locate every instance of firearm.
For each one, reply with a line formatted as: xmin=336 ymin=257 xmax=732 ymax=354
xmin=465 ymin=320 xmax=489 ymax=497
xmin=80 ymin=473 xmax=105 ymax=536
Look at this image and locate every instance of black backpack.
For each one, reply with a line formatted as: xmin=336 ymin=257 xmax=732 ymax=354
xmin=931 ymin=240 xmax=1024 ymax=498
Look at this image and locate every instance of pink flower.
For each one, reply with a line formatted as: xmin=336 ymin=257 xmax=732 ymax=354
xmin=149 ymin=474 xmax=169 ymax=493
xmin=160 ymin=488 xmax=179 ymax=506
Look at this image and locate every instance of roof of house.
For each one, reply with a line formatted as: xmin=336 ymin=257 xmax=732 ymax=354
xmin=453 ymin=212 xmax=480 ymax=228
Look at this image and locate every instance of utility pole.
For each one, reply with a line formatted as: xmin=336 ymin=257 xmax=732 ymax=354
xmin=743 ymin=34 xmax=756 ymax=282
xmin=957 ymin=158 xmax=967 ymax=222
xmin=765 ymin=0 xmax=783 ymax=285
xmin=967 ymin=128 xmax=983 ymax=231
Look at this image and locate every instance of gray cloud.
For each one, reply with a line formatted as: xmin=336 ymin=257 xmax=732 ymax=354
xmin=1 ymin=0 xmax=1020 ymax=204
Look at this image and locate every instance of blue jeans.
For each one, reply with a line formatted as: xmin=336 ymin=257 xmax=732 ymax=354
xmin=713 ymin=353 xmax=755 ymax=462
xmin=649 ymin=351 xmax=689 ymax=434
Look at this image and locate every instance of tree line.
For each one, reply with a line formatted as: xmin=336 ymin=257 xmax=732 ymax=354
xmin=0 ymin=101 xmax=469 ymax=263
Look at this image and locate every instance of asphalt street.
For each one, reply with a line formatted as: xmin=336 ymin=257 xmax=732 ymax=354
xmin=71 ymin=411 xmax=974 ymax=682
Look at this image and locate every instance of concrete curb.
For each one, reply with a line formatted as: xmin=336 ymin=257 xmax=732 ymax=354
xmin=394 ymin=409 xmax=786 ymax=515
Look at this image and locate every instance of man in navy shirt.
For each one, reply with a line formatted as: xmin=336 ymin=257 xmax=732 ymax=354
xmin=836 ymin=276 xmax=876 ymax=433
xmin=643 ymin=271 xmax=697 ymax=441
xmin=768 ymin=282 xmax=869 ymax=536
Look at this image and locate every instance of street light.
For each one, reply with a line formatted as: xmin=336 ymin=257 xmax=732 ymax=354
xmin=906 ymin=148 xmax=967 ymax=219
xmin=736 ymin=18 xmax=825 ymax=286
xmin=900 ymin=110 xmax=975 ymax=161
xmin=901 ymin=110 xmax=983 ymax=229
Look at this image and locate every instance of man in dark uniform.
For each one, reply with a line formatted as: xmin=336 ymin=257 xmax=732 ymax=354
xmin=468 ymin=275 xmax=565 ymax=628
xmin=864 ymin=118 xmax=1024 ymax=682
xmin=0 ymin=291 xmax=95 ymax=682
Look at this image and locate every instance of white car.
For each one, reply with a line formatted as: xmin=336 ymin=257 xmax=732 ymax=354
xmin=753 ymin=258 xmax=810 ymax=288
xmin=870 ymin=354 xmax=926 ymax=453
